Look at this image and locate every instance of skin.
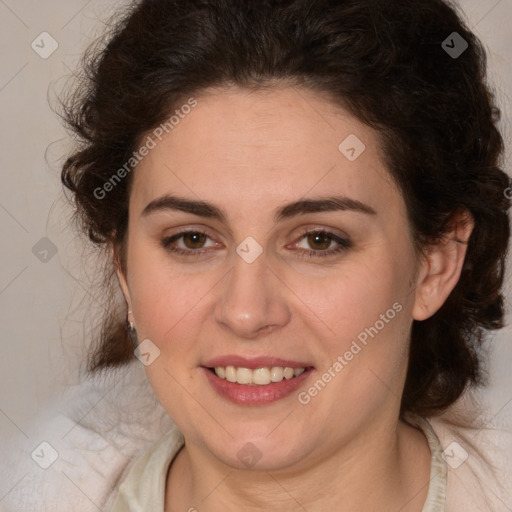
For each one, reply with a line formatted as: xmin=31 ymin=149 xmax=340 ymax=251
xmin=116 ymin=85 xmax=473 ymax=511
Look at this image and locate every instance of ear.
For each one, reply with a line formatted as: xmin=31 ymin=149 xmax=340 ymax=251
xmin=412 ymin=210 xmax=474 ymax=321
xmin=112 ymin=244 xmax=133 ymax=311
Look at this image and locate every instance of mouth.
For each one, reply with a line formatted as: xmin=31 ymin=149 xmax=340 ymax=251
xmin=206 ymin=365 xmax=310 ymax=385
xmin=201 ymin=357 xmax=314 ymax=405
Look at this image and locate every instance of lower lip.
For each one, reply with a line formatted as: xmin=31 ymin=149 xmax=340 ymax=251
xmin=202 ymin=367 xmax=313 ymax=405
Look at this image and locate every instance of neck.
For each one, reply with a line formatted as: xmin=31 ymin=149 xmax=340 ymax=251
xmin=165 ymin=417 xmax=431 ymax=512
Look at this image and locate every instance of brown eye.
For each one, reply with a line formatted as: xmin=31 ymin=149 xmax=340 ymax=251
xmin=161 ymin=230 xmax=217 ymax=256
xmin=294 ymin=229 xmax=352 ymax=258
xmin=182 ymin=232 xmax=208 ymax=249
xmin=306 ymin=232 xmax=333 ymax=250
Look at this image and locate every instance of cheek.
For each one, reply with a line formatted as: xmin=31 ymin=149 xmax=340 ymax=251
xmin=289 ymin=254 xmax=409 ymax=340
xmin=131 ymin=275 xmax=205 ymax=350
xmin=126 ymin=242 xmax=200 ymax=345
xmin=288 ymin=250 xmax=414 ymax=398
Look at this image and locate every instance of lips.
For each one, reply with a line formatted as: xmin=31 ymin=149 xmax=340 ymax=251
xmin=201 ymin=355 xmax=314 ymax=405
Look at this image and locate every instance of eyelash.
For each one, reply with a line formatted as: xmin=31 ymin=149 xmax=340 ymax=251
xmin=161 ymin=229 xmax=352 ymax=259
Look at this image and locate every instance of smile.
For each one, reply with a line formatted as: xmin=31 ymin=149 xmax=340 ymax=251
xmin=212 ymin=365 xmax=306 ymax=385
xmin=202 ymin=357 xmax=314 ymax=405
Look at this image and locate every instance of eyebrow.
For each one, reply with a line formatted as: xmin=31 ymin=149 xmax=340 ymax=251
xmin=141 ymin=194 xmax=377 ymax=223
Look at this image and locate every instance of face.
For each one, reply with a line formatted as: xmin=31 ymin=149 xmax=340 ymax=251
xmin=117 ymin=85 xmax=425 ymax=472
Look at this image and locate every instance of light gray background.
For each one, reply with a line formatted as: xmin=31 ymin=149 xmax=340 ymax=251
xmin=0 ymin=0 xmax=511 ymax=438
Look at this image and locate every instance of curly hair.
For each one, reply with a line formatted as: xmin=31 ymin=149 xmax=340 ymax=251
xmin=60 ymin=0 xmax=510 ymax=417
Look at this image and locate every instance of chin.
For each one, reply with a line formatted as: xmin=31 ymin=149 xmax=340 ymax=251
xmin=199 ymin=429 xmax=312 ymax=472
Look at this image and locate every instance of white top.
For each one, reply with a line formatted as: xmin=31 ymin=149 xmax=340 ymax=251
xmin=1 ymin=360 xmax=510 ymax=511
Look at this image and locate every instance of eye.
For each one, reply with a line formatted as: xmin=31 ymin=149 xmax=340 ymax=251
xmin=162 ymin=230 xmax=218 ymax=256
xmin=294 ymin=229 xmax=352 ymax=258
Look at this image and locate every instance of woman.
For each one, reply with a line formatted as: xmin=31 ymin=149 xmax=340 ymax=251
xmin=2 ymin=0 xmax=511 ymax=511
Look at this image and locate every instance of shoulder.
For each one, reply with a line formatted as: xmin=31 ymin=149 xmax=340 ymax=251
xmin=427 ymin=391 xmax=512 ymax=512
xmin=0 ymin=361 xmax=174 ymax=512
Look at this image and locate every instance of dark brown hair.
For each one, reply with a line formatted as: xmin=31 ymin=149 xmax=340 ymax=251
xmin=60 ymin=0 xmax=510 ymax=417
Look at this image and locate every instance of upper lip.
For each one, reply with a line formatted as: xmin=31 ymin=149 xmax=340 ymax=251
xmin=202 ymin=355 xmax=313 ymax=369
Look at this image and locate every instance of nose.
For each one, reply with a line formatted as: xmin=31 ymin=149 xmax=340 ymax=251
xmin=214 ymin=251 xmax=291 ymax=339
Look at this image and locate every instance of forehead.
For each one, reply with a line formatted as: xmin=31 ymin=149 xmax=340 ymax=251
xmin=130 ymin=85 xmax=402 ymax=220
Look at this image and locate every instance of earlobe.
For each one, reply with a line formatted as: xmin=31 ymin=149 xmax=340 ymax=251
xmin=412 ymin=210 xmax=474 ymax=321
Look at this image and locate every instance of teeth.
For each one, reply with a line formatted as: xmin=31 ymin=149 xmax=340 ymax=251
xmin=225 ymin=365 xmax=237 ymax=383
xmin=270 ymin=366 xmax=284 ymax=382
xmin=253 ymin=368 xmax=271 ymax=385
xmin=236 ymin=367 xmax=253 ymax=385
xmin=283 ymin=367 xmax=294 ymax=379
xmin=214 ymin=366 xmax=306 ymax=385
